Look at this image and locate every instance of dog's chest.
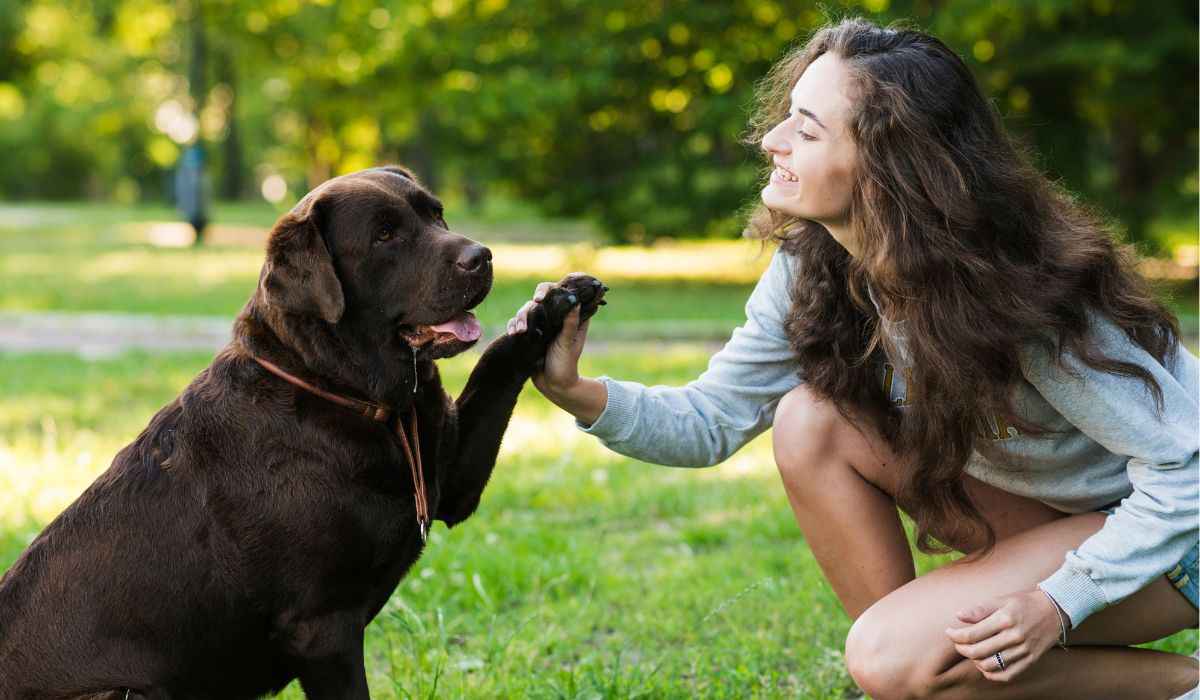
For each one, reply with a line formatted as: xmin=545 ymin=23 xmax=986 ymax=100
xmin=346 ymin=404 xmax=448 ymax=529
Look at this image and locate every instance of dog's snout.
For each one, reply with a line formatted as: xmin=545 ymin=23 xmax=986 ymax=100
xmin=455 ymin=244 xmax=492 ymax=273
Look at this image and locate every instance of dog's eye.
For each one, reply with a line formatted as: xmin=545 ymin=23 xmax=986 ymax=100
xmin=375 ymin=229 xmax=398 ymax=244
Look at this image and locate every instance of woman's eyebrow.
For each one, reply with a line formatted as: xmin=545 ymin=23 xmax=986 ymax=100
xmin=792 ymin=106 xmax=827 ymax=131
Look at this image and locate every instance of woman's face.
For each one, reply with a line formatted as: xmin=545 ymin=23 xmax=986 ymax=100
xmin=760 ymin=52 xmax=859 ymax=239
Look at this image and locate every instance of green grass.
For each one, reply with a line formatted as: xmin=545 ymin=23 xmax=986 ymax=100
xmin=0 ymin=350 xmax=1194 ymax=698
xmin=0 ymin=203 xmax=1196 ymax=695
xmin=0 ymin=203 xmax=761 ymax=340
xmin=3 ymin=202 xmax=1192 ymax=343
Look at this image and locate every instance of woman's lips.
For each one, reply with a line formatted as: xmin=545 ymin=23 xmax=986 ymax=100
xmin=770 ymin=165 xmax=799 ymax=184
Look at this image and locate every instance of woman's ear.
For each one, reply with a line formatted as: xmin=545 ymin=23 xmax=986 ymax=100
xmin=258 ymin=202 xmax=345 ymax=325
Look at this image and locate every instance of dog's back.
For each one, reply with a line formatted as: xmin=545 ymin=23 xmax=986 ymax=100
xmin=0 ymin=361 xmax=300 ymax=699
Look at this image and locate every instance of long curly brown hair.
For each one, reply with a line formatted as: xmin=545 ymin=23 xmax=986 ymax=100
xmin=744 ymin=17 xmax=1182 ymax=555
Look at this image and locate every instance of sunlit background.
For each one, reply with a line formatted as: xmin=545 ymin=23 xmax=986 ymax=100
xmin=1 ymin=0 xmax=1196 ymax=247
xmin=0 ymin=1 xmax=1195 ymax=697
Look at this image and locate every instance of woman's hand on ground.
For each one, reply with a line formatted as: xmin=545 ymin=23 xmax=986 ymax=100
xmin=944 ymin=588 xmax=1067 ymax=682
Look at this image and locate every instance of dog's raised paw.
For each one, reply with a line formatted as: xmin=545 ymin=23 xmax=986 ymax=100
xmin=535 ymin=273 xmax=606 ymax=331
xmin=515 ymin=274 xmax=607 ymax=372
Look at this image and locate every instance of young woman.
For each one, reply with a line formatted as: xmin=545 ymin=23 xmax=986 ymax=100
xmin=507 ymin=17 xmax=1199 ymax=700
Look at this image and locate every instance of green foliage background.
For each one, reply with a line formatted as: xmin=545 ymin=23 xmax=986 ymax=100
xmin=0 ymin=0 xmax=1196 ymax=245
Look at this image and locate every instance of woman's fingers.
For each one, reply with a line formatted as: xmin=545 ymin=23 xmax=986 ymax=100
xmin=507 ymin=283 xmax=557 ymax=335
xmin=517 ymin=300 xmax=536 ymax=332
xmin=954 ymin=601 xmax=1000 ymax=625
xmin=541 ymin=306 xmax=586 ymax=389
xmin=946 ymin=605 xmax=1010 ymax=646
xmin=505 ymin=300 xmax=537 ymax=335
xmin=507 ymin=279 xmax=601 ymax=338
xmin=545 ymin=306 xmax=582 ymax=366
xmin=559 ymin=303 xmax=580 ymax=337
xmin=547 ymin=306 xmax=583 ymax=362
xmin=945 ymin=594 xmax=1050 ymax=682
xmin=977 ymin=645 xmax=1031 ymax=681
xmin=952 ymin=627 xmax=1021 ymax=660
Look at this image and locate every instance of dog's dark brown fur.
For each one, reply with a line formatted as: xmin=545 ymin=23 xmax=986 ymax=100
xmin=0 ymin=166 xmax=604 ymax=699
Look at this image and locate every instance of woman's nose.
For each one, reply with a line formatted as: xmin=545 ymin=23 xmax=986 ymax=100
xmin=761 ymin=120 xmax=791 ymax=156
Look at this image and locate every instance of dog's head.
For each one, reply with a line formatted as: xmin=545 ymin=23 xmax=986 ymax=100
xmin=257 ymin=165 xmax=492 ymax=360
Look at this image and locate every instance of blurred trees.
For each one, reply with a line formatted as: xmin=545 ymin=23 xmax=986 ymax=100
xmin=0 ymin=0 xmax=1195 ymax=246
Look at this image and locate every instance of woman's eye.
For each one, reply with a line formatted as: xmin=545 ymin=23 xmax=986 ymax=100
xmin=798 ymin=131 xmax=816 ymax=141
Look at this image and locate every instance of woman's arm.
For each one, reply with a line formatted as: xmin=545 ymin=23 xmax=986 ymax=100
xmin=540 ymin=373 xmax=608 ymax=427
xmin=1021 ymin=314 xmax=1200 ymax=628
xmin=512 ymin=248 xmax=804 ymax=467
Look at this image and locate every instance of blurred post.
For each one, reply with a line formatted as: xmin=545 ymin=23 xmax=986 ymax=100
xmin=179 ymin=0 xmax=208 ymax=245
xmin=175 ymin=145 xmax=208 ymax=242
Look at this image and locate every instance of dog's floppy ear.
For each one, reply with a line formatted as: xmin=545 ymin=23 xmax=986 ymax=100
xmin=259 ymin=200 xmax=345 ymax=325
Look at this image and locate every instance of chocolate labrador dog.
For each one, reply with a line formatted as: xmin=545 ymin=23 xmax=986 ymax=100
xmin=0 ymin=165 xmax=605 ymax=699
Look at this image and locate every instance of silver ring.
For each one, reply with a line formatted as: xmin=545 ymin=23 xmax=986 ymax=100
xmin=994 ymin=651 xmax=1006 ymax=671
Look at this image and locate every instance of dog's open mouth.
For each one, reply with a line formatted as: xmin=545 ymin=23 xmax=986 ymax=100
xmin=399 ymin=311 xmax=482 ymax=350
xmin=427 ymin=312 xmax=482 ymax=343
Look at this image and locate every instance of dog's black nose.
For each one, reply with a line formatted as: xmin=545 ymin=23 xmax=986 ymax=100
xmin=456 ymin=244 xmax=492 ymax=272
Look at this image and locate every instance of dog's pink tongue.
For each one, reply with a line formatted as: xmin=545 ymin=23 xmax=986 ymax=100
xmin=430 ymin=312 xmax=481 ymax=341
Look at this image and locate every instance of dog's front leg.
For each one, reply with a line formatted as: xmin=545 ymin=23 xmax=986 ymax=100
xmin=437 ymin=274 xmax=605 ymax=526
xmin=295 ymin=638 xmax=369 ymax=700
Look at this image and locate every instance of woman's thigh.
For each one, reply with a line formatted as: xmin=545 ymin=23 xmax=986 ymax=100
xmin=778 ymin=386 xmax=1194 ymax=641
xmin=848 ymin=511 xmax=1196 ymax=682
xmin=815 ymin=394 xmax=1066 ymax=551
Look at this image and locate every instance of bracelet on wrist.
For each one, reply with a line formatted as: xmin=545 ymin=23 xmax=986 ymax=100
xmin=1039 ymin=588 xmax=1069 ymax=649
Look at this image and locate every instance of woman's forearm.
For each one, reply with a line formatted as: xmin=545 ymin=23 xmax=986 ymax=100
xmin=542 ymin=376 xmax=608 ymax=427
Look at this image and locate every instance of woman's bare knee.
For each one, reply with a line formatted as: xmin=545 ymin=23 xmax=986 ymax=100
xmin=772 ymin=385 xmax=841 ymax=483
xmin=845 ymin=600 xmax=973 ymax=700
xmin=772 ymin=384 xmax=901 ymax=494
xmin=845 ymin=605 xmax=932 ymax=700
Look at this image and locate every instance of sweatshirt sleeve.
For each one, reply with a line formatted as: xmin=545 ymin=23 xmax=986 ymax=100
xmin=1022 ymin=312 xmax=1200 ymax=628
xmin=576 ymin=247 xmax=803 ymax=467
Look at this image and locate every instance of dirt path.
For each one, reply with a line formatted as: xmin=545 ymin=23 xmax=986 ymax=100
xmin=0 ymin=312 xmax=726 ymax=356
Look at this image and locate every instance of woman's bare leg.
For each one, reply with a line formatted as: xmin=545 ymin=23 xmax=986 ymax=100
xmin=845 ymin=513 xmax=1198 ymax=699
xmin=771 ymin=385 xmax=1198 ymax=699
xmin=772 ymin=387 xmax=913 ymax=617
xmin=771 ymin=384 xmax=1065 ymax=618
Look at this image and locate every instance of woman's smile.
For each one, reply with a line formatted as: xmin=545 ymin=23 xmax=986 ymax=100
xmin=770 ymin=162 xmax=800 ymax=185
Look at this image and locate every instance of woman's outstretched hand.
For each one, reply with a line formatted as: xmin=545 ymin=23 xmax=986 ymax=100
xmin=944 ymin=588 xmax=1068 ymax=682
xmin=506 ymin=281 xmax=590 ymax=393
xmin=506 ymin=280 xmax=608 ymax=425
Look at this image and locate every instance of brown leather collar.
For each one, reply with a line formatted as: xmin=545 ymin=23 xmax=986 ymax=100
xmin=251 ymin=355 xmax=430 ymax=541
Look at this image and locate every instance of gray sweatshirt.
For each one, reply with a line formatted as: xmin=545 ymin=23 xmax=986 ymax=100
xmin=578 ymin=248 xmax=1199 ymax=628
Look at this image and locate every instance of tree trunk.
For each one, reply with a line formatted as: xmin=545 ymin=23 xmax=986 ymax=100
xmin=186 ymin=0 xmax=208 ymax=245
xmin=1112 ymin=113 xmax=1150 ymax=247
xmin=218 ymin=47 xmax=243 ymax=200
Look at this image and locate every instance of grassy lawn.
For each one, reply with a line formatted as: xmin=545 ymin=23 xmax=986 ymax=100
xmin=2 ymin=202 xmax=1195 ymax=343
xmin=0 ymin=202 xmax=769 ymax=342
xmin=0 ymin=203 xmax=1196 ymax=696
xmin=0 ymin=349 xmax=1195 ymax=698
